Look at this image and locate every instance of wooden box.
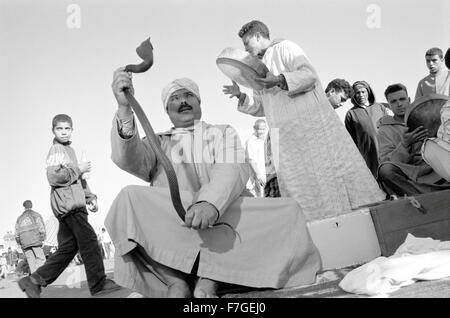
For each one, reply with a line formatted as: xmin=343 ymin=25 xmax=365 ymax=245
xmin=307 ymin=208 xmax=381 ymax=270
xmin=369 ymin=189 xmax=450 ymax=256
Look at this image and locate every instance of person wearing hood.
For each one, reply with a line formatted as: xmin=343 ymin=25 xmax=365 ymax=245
xmin=415 ymin=47 xmax=450 ymax=100
xmin=107 ymin=71 xmax=322 ymax=298
xmin=223 ymin=20 xmax=385 ymax=222
xmin=377 ymin=84 xmax=450 ymax=196
xmin=345 ymin=80 xmax=393 ymax=177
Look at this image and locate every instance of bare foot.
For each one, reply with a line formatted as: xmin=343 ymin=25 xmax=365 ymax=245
xmin=194 ymin=277 xmax=219 ymax=298
xmin=167 ymin=281 xmax=192 ymax=298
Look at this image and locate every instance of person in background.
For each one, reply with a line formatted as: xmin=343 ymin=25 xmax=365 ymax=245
xmin=325 ymin=78 xmax=354 ymax=110
xmin=415 ymin=47 xmax=450 ymax=100
xmin=15 ymin=200 xmax=46 ymax=274
xmin=100 ymin=228 xmax=114 ymax=260
xmin=345 ymin=80 xmax=393 ymax=177
xmin=377 ymin=84 xmax=450 ymax=196
xmin=0 ymin=255 xmax=7 ymax=279
xmin=245 ymin=119 xmax=267 ymax=197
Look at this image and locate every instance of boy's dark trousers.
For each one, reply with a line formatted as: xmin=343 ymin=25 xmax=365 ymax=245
xmin=31 ymin=209 xmax=106 ymax=294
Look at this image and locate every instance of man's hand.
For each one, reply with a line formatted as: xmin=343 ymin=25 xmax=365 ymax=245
xmin=256 ymin=175 xmax=266 ymax=188
xmin=222 ymin=81 xmax=242 ymax=99
xmin=254 ymin=72 xmax=284 ymax=89
xmin=87 ymin=199 xmax=98 ymax=213
xmin=112 ymin=67 xmax=135 ymax=108
xmin=185 ymin=201 xmax=219 ymax=230
xmin=402 ymin=126 xmax=429 ymax=148
xmin=79 ymin=161 xmax=91 ymax=174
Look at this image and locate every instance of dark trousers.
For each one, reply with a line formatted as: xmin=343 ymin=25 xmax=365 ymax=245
xmin=264 ymin=177 xmax=281 ymax=198
xmin=378 ymin=163 xmax=450 ymax=196
xmin=32 ymin=210 xmax=106 ymax=294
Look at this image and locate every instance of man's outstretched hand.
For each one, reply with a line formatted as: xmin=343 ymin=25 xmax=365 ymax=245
xmin=222 ymin=81 xmax=242 ymax=99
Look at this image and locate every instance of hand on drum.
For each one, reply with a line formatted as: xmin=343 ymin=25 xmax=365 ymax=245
xmin=254 ymin=72 xmax=283 ymax=89
xmin=403 ymin=126 xmax=429 ymax=148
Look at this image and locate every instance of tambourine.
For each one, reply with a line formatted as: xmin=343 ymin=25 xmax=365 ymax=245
xmin=216 ymin=47 xmax=269 ymax=90
xmin=406 ymin=94 xmax=449 ymax=137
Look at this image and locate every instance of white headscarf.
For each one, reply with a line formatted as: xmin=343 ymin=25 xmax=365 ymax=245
xmin=161 ymin=78 xmax=201 ymax=112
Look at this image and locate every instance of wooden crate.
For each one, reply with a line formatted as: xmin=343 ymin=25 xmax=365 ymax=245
xmin=307 ymin=209 xmax=381 ymax=270
xmin=369 ymin=189 xmax=450 ymax=256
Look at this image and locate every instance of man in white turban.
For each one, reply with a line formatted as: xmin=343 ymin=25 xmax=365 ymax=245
xmin=106 ymin=67 xmax=321 ymax=298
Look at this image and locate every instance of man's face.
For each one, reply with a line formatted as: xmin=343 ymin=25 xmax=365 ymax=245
xmin=254 ymin=122 xmax=267 ymax=138
xmin=327 ymin=88 xmax=348 ymax=109
xmin=354 ymin=86 xmax=369 ymax=105
xmin=426 ymin=54 xmax=444 ymax=74
xmin=242 ymin=34 xmax=265 ymax=58
xmin=52 ymin=122 xmax=73 ymax=143
xmin=167 ymin=88 xmax=202 ymax=128
xmin=386 ymin=90 xmax=410 ymax=118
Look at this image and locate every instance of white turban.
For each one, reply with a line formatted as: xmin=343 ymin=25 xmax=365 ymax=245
xmin=161 ymin=78 xmax=201 ymax=111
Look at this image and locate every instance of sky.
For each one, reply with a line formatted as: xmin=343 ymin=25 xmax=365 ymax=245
xmin=0 ymin=0 xmax=449 ymax=240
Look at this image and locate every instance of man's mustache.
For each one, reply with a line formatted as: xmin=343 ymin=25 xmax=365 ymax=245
xmin=178 ymin=102 xmax=193 ymax=112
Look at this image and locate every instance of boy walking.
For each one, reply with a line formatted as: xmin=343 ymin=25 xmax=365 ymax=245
xmin=18 ymin=114 xmax=121 ymax=298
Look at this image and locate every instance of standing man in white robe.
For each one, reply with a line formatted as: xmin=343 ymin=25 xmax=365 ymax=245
xmin=415 ymin=47 xmax=450 ymax=100
xmin=245 ymin=119 xmax=267 ymax=197
xmin=223 ymin=20 xmax=385 ymax=221
xmin=107 ymin=70 xmax=321 ymax=298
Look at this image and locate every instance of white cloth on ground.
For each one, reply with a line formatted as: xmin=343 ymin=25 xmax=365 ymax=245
xmin=339 ymin=234 xmax=450 ymax=296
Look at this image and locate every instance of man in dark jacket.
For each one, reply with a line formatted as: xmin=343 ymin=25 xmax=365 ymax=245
xmin=15 ymin=200 xmax=46 ymax=274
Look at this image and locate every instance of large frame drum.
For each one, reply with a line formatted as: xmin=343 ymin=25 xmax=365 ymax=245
xmin=216 ymin=47 xmax=269 ymax=91
xmin=405 ymin=94 xmax=449 ymax=137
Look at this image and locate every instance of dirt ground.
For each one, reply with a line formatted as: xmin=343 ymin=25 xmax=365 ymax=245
xmin=0 ymin=258 xmax=140 ymax=298
xmin=2 ymin=258 xmax=450 ymax=298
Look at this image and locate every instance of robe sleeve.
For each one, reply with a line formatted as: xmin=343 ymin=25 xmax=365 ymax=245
xmin=377 ymin=128 xmax=411 ymax=164
xmin=196 ymin=125 xmax=250 ymax=217
xmin=344 ymin=111 xmax=358 ymax=146
xmin=111 ymin=112 xmax=158 ymax=183
xmin=415 ymin=80 xmax=423 ymax=101
xmin=277 ymin=41 xmax=317 ymax=96
xmin=237 ymin=91 xmax=265 ymax=117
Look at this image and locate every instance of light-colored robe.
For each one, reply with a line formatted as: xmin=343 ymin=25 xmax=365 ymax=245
xmin=422 ymin=100 xmax=450 ymax=182
xmin=105 ymin=115 xmax=321 ymax=297
xmin=415 ymin=69 xmax=450 ymax=100
xmin=238 ymin=39 xmax=385 ymax=221
xmin=245 ymin=133 xmax=266 ymax=197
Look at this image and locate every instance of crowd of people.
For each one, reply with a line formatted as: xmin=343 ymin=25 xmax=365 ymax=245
xmin=244 ymin=44 xmax=450 ymax=201
xmin=14 ymin=19 xmax=450 ymax=298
